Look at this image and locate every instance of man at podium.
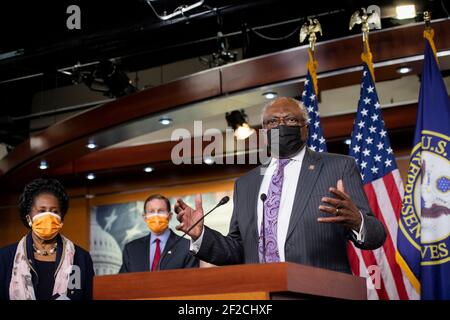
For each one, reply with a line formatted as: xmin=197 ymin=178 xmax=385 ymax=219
xmin=119 ymin=194 xmax=198 ymax=273
xmin=175 ymin=97 xmax=386 ymax=274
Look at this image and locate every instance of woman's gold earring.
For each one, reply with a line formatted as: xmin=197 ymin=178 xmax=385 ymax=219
xmin=26 ymin=215 xmax=32 ymax=227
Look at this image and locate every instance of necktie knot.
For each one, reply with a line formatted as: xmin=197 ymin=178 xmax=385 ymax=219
xmin=277 ymin=158 xmax=291 ymax=171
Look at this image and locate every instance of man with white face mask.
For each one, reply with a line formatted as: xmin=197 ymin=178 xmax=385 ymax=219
xmin=119 ymin=194 xmax=199 ymax=273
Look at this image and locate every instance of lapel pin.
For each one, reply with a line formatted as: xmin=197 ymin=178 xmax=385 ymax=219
xmin=309 ymin=165 xmax=315 ymax=170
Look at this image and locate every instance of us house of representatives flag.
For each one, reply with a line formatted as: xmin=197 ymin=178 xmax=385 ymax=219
xmin=396 ymin=28 xmax=450 ymax=300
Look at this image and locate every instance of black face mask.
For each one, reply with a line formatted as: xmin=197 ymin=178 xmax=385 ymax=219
xmin=267 ymin=125 xmax=305 ymax=158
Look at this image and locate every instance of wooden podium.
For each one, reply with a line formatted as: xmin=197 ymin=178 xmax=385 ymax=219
xmin=94 ymin=263 xmax=366 ymax=300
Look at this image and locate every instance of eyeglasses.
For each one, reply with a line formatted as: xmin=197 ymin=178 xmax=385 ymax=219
xmin=263 ymin=116 xmax=306 ymax=129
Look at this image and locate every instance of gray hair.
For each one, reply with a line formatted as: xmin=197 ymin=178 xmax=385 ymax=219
xmin=260 ymin=97 xmax=309 ymax=125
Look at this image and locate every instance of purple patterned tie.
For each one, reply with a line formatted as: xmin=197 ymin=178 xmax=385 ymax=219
xmin=259 ymin=158 xmax=291 ymax=263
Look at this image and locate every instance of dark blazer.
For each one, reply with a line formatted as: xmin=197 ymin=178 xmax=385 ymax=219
xmin=196 ymin=148 xmax=387 ymax=274
xmin=119 ymin=229 xmax=199 ymax=273
xmin=0 ymin=233 xmax=94 ymax=300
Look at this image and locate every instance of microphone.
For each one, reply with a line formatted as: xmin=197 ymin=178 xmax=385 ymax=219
xmin=260 ymin=193 xmax=267 ymax=263
xmin=157 ymin=196 xmax=230 ymax=270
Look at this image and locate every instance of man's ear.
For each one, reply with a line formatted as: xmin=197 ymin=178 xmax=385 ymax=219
xmin=168 ymin=212 xmax=173 ymax=221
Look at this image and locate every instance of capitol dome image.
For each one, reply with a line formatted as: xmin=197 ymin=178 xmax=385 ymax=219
xmin=90 ymin=210 xmax=123 ymax=275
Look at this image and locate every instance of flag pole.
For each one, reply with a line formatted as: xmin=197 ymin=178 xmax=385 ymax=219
xmin=299 ymin=18 xmax=322 ymax=95
xmin=423 ymin=11 xmax=439 ymax=65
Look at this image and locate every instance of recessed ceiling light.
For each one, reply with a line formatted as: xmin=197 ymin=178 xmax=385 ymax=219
xmin=159 ymin=117 xmax=173 ymax=125
xmin=86 ymin=142 xmax=97 ymax=149
xmin=144 ymin=166 xmax=154 ymax=173
xmin=86 ymin=173 xmax=96 ymax=180
xmin=204 ymin=157 xmax=214 ymax=165
xmin=39 ymin=160 xmax=48 ymax=170
xmin=396 ymin=66 xmax=412 ymax=74
xmin=396 ymin=5 xmax=416 ymax=20
xmin=262 ymin=91 xmax=277 ymax=99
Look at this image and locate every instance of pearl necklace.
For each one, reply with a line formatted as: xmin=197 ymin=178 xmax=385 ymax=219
xmin=33 ymin=242 xmax=58 ymax=256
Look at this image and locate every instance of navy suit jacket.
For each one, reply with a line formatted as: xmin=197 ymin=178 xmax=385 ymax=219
xmin=0 ymin=233 xmax=94 ymax=300
xmin=119 ymin=230 xmax=199 ymax=273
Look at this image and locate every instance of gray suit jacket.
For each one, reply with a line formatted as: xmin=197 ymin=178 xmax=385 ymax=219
xmin=196 ymin=148 xmax=386 ymax=274
xmin=119 ymin=230 xmax=199 ymax=273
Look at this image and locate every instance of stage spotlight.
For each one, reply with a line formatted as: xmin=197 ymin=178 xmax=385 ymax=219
xmin=85 ymin=60 xmax=137 ymax=98
xmin=204 ymin=157 xmax=215 ymax=165
xmin=226 ymin=109 xmax=255 ymax=140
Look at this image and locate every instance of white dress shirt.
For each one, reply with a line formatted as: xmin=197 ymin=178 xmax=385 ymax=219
xmin=256 ymin=147 xmax=305 ymax=261
xmin=191 ymin=147 xmax=364 ymax=258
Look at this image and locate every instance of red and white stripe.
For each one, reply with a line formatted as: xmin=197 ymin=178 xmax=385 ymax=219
xmin=348 ymin=169 xmax=419 ymax=300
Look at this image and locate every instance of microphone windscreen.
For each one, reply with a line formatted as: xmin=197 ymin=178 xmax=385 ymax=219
xmin=218 ymin=196 xmax=230 ymax=206
xmin=260 ymin=193 xmax=267 ymax=201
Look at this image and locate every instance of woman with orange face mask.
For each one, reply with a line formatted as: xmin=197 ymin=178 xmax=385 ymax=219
xmin=0 ymin=179 xmax=94 ymax=300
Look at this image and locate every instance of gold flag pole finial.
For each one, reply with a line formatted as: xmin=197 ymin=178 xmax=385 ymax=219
xmin=300 ymin=18 xmax=323 ymax=52
xmin=349 ymin=7 xmax=381 ymax=80
xmin=424 ymin=11 xmax=432 ymax=30
xmin=349 ymin=7 xmax=381 ymax=47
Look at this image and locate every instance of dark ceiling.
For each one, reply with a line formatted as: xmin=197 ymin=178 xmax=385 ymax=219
xmin=0 ymin=0 xmax=447 ymax=148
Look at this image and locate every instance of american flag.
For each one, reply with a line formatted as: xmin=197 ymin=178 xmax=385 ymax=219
xmin=302 ymin=70 xmax=327 ymax=152
xmin=348 ymin=64 xmax=418 ymax=300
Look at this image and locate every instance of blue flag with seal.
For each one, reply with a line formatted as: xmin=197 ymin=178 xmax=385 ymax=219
xmin=396 ymin=28 xmax=450 ymax=300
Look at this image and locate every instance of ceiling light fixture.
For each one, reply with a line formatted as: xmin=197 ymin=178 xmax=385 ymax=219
xmin=144 ymin=166 xmax=154 ymax=173
xmin=396 ymin=5 xmax=416 ymax=20
xmin=262 ymin=91 xmax=277 ymax=99
xmin=159 ymin=117 xmax=173 ymax=125
xmin=39 ymin=160 xmax=49 ymax=170
xmin=86 ymin=173 xmax=96 ymax=180
xmin=226 ymin=109 xmax=256 ymax=140
xmin=86 ymin=141 xmax=97 ymax=149
xmin=396 ymin=66 xmax=412 ymax=74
